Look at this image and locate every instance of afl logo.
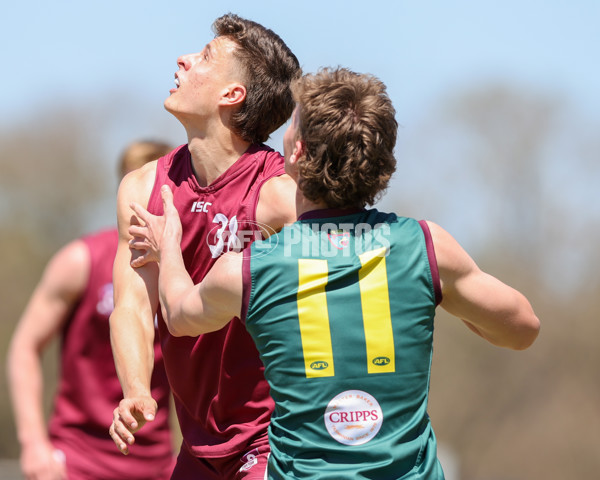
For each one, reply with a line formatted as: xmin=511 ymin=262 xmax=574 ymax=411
xmin=372 ymin=356 xmax=391 ymax=366
xmin=96 ymin=283 xmax=114 ymax=316
xmin=324 ymin=390 xmax=383 ymax=446
xmin=310 ymin=361 xmax=329 ymax=371
xmin=206 ymin=214 xmax=278 ymax=259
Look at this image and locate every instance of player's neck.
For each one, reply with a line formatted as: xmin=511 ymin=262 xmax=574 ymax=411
xmin=295 ymin=191 xmax=328 ymax=218
xmin=186 ymin=129 xmax=251 ymax=187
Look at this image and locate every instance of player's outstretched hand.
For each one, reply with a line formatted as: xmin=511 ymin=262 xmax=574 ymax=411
xmin=20 ymin=438 xmax=67 ymax=480
xmin=128 ymin=185 xmax=182 ymax=268
xmin=109 ymin=396 xmax=157 ymax=455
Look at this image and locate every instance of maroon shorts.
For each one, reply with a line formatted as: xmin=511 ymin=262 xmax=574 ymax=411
xmin=171 ymin=444 xmax=270 ymax=480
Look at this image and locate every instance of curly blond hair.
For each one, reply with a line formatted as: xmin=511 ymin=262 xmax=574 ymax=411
xmin=292 ymin=68 xmax=397 ymax=208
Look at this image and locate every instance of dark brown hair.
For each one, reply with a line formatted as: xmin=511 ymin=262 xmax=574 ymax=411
xmin=292 ymin=67 xmax=397 ymax=208
xmin=213 ymin=13 xmax=301 ymax=144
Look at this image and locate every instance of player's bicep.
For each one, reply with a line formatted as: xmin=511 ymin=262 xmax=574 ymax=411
xmin=441 ymin=266 xmax=515 ymax=322
xmin=431 ymin=221 xmax=504 ymax=320
xmin=431 ymin=221 xmax=539 ymax=348
xmin=112 ymin=168 xmax=159 ymax=329
xmin=115 ymin=161 xmax=157 ymax=243
xmin=113 ymin=239 xmax=159 ymax=313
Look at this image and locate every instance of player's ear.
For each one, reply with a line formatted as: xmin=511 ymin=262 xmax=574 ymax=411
xmin=295 ymin=140 xmax=305 ymax=160
xmin=219 ymin=83 xmax=246 ymax=107
xmin=289 ymin=140 xmax=305 ymax=166
xmin=287 ymin=140 xmax=305 ymax=181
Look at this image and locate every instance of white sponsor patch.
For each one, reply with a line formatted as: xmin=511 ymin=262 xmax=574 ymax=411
xmin=324 ymin=390 xmax=383 ymax=445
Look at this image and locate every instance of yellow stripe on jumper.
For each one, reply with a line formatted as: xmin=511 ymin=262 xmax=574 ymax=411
xmin=297 ymin=259 xmax=334 ymax=378
xmin=359 ymin=248 xmax=395 ymax=373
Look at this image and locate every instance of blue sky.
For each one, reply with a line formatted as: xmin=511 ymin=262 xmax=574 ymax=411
xmin=1 ymin=0 xmax=598 ymax=250
xmin=3 ymin=0 xmax=598 ymax=127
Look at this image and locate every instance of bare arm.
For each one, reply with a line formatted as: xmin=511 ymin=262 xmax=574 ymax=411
xmin=6 ymin=240 xmax=88 ymax=480
xmin=129 ymin=185 xmax=242 ymax=338
xmin=159 ymin=242 xmax=243 ymax=337
xmin=428 ymin=221 xmax=540 ymax=350
xmin=255 ymin=174 xmax=297 ymax=235
xmin=108 ymin=161 xmax=160 ymax=454
xmin=127 ymin=173 xmax=295 ymax=336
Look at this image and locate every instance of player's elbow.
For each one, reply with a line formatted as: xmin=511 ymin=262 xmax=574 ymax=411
xmin=165 ymin=320 xmax=188 ymax=337
xmin=479 ymin=308 xmax=540 ymax=351
xmin=494 ymin=292 xmax=540 ymax=350
xmin=162 ymin=307 xmax=198 ymax=337
xmin=509 ymin=313 xmax=540 ymax=350
xmin=162 ymin=312 xmax=187 ymax=337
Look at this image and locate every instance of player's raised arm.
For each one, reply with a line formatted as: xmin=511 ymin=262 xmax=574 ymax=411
xmin=109 ymin=162 xmax=160 ymax=455
xmin=428 ymin=220 xmax=540 ymax=350
xmin=129 ymin=185 xmax=242 ymax=338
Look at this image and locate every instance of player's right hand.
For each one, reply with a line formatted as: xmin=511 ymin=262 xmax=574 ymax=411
xmin=109 ymin=396 xmax=157 ymax=455
xmin=20 ymin=439 xmax=66 ymax=480
xmin=128 ymin=185 xmax=182 ymax=269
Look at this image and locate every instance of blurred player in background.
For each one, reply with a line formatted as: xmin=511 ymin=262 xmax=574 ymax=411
xmin=7 ymin=140 xmax=176 ymax=480
xmin=127 ymin=68 xmax=541 ymax=479
xmin=108 ymin=13 xmax=300 ymax=480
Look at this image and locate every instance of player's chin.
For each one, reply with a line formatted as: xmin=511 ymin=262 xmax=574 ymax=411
xmin=163 ymin=97 xmax=176 ymax=113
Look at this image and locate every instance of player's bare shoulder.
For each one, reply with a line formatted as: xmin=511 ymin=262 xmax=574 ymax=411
xmin=117 ymin=160 xmax=159 ymax=209
xmin=256 ymin=174 xmax=297 ymax=233
xmin=43 ymin=238 xmax=91 ymax=300
xmin=116 ymin=160 xmax=159 ymax=242
xmin=425 ymin=220 xmax=477 ymax=281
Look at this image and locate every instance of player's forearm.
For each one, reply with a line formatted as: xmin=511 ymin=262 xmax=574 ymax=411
xmin=158 ymin=245 xmax=199 ymax=337
xmin=6 ymin=342 xmax=49 ymax=447
xmin=109 ymin=308 xmax=155 ymax=398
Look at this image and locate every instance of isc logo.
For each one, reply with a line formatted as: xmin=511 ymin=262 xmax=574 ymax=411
xmin=191 ymin=201 xmax=212 ymax=213
xmin=310 ymin=361 xmax=329 ymax=371
xmin=372 ymin=356 xmax=390 ymax=366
